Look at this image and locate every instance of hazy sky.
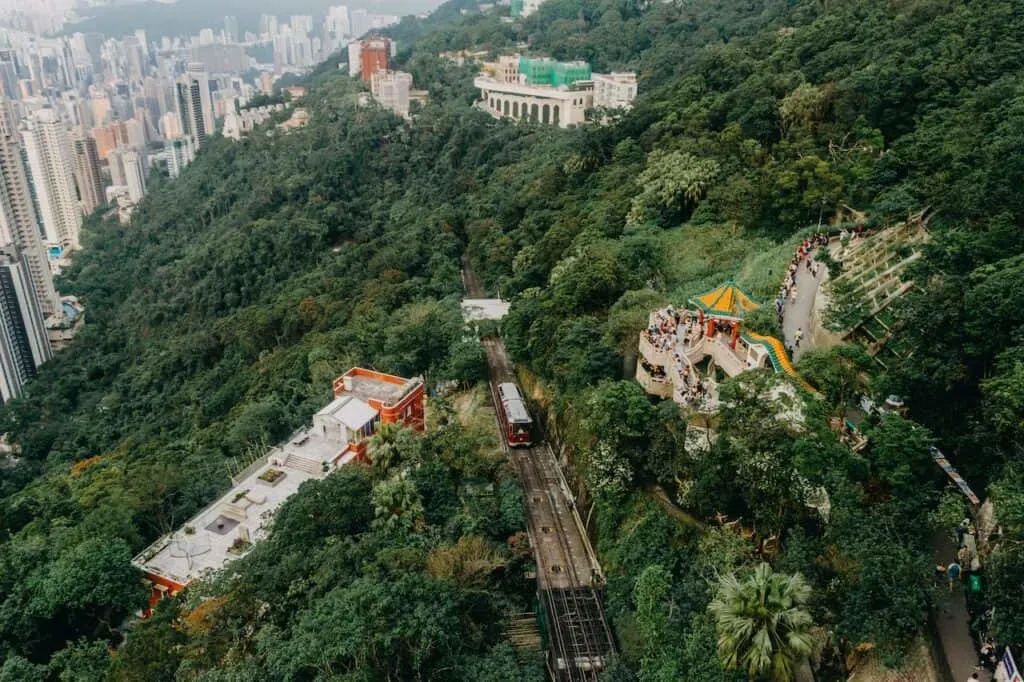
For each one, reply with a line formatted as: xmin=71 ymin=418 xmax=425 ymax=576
xmin=66 ymin=0 xmax=445 ymax=39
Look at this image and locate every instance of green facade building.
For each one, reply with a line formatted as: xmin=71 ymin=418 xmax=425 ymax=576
xmin=518 ymin=57 xmax=591 ymax=87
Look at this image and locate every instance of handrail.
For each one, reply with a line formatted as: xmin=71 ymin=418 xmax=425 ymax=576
xmin=741 ymin=332 xmax=818 ymax=394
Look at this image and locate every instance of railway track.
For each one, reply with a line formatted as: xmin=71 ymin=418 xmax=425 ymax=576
xmin=480 ymin=334 xmax=615 ymax=682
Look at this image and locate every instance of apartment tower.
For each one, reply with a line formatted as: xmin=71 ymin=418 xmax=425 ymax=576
xmin=21 ymin=108 xmax=82 ymax=251
xmin=123 ymin=149 xmax=146 ymax=203
xmin=0 ymin=246 xmax=52 ymax=401
xmin=0 ymin=98 xmax=58 ymax=315
xmin=72 ymin=133 xmax=104 ymax=214
xmin=176 ymin=65 xmax=215 ymax=146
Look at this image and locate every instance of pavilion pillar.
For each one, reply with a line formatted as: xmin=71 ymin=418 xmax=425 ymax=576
xmin=707 ymin=319 xmax=716 ymax=337
xmin=730 ymin=324 xmax=740 ymax=350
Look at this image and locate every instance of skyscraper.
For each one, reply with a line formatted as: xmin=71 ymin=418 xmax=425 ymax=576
xmin=72 ymin=134 xmax=104 ymax=215
xmin=0 ymin=246 xmax=52 ymax=402
xmin=123 ymin=149 xmax=146 ymax=203
xmin=176 ymin=66 xmax=214 ymax=146
xmin=260 ymin=14 xmax=279 ymax=38
xmin=224 ymin=16 xmax=239 ymax=44
xmin=0 ymin=99 xmax=58 ymax=317
xmin=21 ymin=109 xmax=82 ymax=252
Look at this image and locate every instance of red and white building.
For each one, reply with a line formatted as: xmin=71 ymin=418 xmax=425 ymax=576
xmin=133 ymin=368 xmax=424 ymax=610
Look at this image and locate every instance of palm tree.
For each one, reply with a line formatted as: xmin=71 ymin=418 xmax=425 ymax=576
xmin=370 ymin=478 xmax=424 ymax=532
xmin=368 ymin=423 xmax=419 ymax=478
xmin=708 ymin=562 xmax=814 ymax=681
xmin=369 ymin=422 xmax=402 ymax=475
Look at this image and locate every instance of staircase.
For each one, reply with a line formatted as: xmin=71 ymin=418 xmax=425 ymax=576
xmin=283 ymin=452 xmax=323 ymax=475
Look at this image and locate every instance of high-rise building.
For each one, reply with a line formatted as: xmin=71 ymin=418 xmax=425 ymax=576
xmin=291 ymin=15 xmax=314 ymax=34
xmin=71 ymin=134 xmax=104 ymax=215
xmin=0 ymin=246 xmax=52 ymax=402
xmin=371 ymin=70 xmax=413 ymax=118
xmin=90 ymin=121 xmax=127 ymax=160
xmin=259 ymin=14 xmax=279 ymax=38
xmin=164 ymin=136 xmax=195 ymax=179
xmin=351 ymin=9 xmax=371 ymax=38
xmin=224 ymin=16 xmax=239 ymax=44
xmin=348 ymin=42 xmax=361 ymax=77
xmin=21 ymin=109 xmax=83 ymax=252
xmin=123 ymin=149 xmax=146 ymax=203
xmin=0 ymin=99 xmax=58 ymax=317
xmin=176 ymin=66 xmax=214 ymax=146
xmin=359 ymin=38 xmax=390 ymax=81
xmin=107 ymin=148 xmax=126 ymax=187
xmin=0 ymin=50 xmax=18 ymax=100
xmin=160 ymin=111 xmax=182 ymax=139
xmin=327 ymin=5 xmax=351 ymax=43
xmin=259 ymin=71 xmax=274 ymax=96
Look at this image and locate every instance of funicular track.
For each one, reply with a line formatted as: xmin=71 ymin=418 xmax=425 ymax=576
xmin=481 ymin=335 xmax=615 ymax=681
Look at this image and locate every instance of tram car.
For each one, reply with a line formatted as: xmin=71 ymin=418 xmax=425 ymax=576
xmin=497 ymin=382 xmax=533 ymax=447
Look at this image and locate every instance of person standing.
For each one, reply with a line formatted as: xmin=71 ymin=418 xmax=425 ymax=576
xmin=794 ymin=327 xmax=804 ymax=348
xmin=947 ymin=561 xmax=962 ymax=590
xmin=957 ymin=544 xmax=971 ymax=568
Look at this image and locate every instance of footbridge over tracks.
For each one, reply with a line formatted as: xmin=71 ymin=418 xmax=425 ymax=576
xmin=482 ymin=335 xmax=616 ymax=681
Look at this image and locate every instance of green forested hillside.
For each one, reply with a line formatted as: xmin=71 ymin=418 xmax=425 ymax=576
xmin=4 ymin=0 xmax=1024 ymax=679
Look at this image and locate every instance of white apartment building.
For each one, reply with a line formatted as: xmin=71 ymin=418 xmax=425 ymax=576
xmin=0 ymin=98 xmax=58 ymax=316
xmin=21 ymin=108 xmax=82 ymax=252
xmin=371 ymin=70 xmax=413 ymax=118
xmin=592 ymin=72 xmax=638 ymax=110
xmin=347 ymin=41 xmax=361 ymax=77
xmin=123 ymin=149 xmax=146 ymax=203
xmin=222 ymin=103 xmax=286 ymax=140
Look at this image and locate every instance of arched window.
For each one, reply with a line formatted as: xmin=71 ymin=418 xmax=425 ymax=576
xmin=512 ymin=101 xmax=519 ymax=117
xmin=542 ymin=104 xmax=550 ymax=124
xmin=503 ymin=100 xmax=510 ymax=116
xmin=553 ymin=105 xmax=560 ymax=125
xmin=530 ymin=103 xmax=538 ymax=122
xmin=489 ymin=97 xmax=494 ymax=109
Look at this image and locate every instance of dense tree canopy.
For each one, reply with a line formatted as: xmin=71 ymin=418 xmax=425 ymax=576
xmin=2 ymin=0 xmax=1024 ymax=677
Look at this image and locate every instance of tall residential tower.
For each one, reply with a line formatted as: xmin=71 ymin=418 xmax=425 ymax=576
xmin=176 ymin=66 xmax=214 ymax=146
xmin=21 ymin=108 xmax=82 ymax=251
xmin=0 ymin=246 xmax=52 ymax=401
xmin=0 ymin=98 xmax=59 ymax=316
xmin=72 ymin=133 xmax=104 ymax=214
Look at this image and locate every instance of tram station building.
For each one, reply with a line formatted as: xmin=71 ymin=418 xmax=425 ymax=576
xmin=132 ymin=368 xmax=424 ymax=609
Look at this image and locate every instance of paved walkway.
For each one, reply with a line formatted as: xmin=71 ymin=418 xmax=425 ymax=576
xmin=934 ymin=531 xmax=991 ymax=682
xmin=781 ymin=255 xmax=827 ymax=361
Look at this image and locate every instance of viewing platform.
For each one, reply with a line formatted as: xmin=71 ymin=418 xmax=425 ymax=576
xmin=635 ymin=282 xmax=784 ymax=410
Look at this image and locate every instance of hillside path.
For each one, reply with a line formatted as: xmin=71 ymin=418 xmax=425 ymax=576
xmin=782 ymin=255 xmax=827 ymax=361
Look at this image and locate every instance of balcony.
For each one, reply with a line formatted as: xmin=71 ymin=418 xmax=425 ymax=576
xmin=638 ymin=334 xmax=672 ymax=367
xmin=635 ymin=364 xmax=672 ymax=399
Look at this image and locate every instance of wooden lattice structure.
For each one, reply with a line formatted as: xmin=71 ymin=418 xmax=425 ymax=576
xmin=829 ymin=211 xmax=931 ymax=365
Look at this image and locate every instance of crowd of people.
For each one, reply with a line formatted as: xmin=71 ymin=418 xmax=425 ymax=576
xmin=642 ymin=306 xmax=713 ymax=406
xmin=643 ymin=308 xmax=681 ymax=351
xmin=775 ymin=233 xmax=829 ymax=322
xmin=644 ymin=307 xmax=706 ymax=354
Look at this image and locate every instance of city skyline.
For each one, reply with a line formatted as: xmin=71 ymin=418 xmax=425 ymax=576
xmin=0 ymin=2 xmax=411 ymax=400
